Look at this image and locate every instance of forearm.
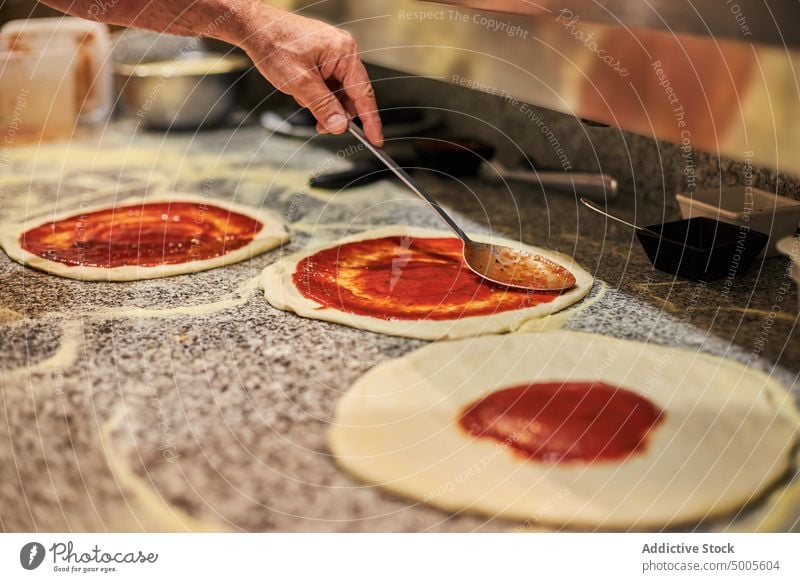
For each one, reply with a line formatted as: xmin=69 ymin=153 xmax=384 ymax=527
xmin=37 ymin=0 xmax=271 ymax=45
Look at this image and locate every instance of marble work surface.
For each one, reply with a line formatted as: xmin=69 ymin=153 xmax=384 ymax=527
xmin=1 ymin=122 xmax=798 ymax=532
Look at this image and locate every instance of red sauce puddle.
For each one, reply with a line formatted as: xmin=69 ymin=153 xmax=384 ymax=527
xmin=458 ymin=382 xmax=663 ymax=463
xmin=292 ymin=236 xmax=565 ymax=320
xmin=20 ymin=201 xmax=263 ymax=268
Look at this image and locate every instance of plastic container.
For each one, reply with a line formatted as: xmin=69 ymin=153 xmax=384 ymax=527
xmin=1 ymin=17 xmax=112 ymax=123
xmin=1 ymin=47 xmax=78 ymax=143
xmin=676 ymin=186 xmax=800 ymax=257
xmin=636 ymin=217 xmax=768 ymax=282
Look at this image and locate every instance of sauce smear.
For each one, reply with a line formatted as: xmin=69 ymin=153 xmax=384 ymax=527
xmin=292 ymin=236 xmax=566 ymax=320
xmin=20 ymin=201 xmax=263 ymax=268
xmin=459 ymin=382 xmax=663 ymax=463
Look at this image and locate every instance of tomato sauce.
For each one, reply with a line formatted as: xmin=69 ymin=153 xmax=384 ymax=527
xmin=459 ymin=381 xmax=663 ymax=463
xmin=20 ymin=201 xmax=263 ymax=268
xmin=292 ymin=236 xmax=564 ymax=320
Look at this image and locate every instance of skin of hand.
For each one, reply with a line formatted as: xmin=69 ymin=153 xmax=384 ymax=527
xmin=37 ymin=0 xmax=383 ymax=145
xmin=240 ymin=8 xmax=383 ymax=145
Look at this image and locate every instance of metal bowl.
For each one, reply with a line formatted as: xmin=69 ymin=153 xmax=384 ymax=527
xmin=111 ymin=30 xmax=250 ymax=130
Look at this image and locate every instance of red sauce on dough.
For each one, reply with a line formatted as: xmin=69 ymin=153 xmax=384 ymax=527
xmin=20 ymin=201 xmax=263 ymax=268
xmin=292 ymin=236 xmax=564 ymax=320
xmin=459 ymin=382 xmax=663 ymax=463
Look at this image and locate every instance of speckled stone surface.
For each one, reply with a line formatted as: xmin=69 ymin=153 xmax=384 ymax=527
xmin=1 ymin=122 xmax=798 ymax=533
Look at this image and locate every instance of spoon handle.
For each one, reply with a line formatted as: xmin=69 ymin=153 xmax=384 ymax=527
xmin=580 ymin=197 xmax=645 ymax=232
xmin=347 ymin=121 xmax=469 ymax=241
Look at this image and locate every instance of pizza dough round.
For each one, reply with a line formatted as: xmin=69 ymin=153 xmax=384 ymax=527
xmin=328 ymin=332 xmax=800 ymax=529
xmin=0 ymin=194 xmax=289 ymax=281
xmin=261 ymin=226 xmax=593 ymax=340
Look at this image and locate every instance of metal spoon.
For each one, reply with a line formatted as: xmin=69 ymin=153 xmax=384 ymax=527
xmin=348 ymin=122 xmax=576 ymax=292
xmin=580 ymin=197 xmax=649 ymax=232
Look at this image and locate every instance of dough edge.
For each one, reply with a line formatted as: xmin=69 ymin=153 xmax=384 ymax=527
xmin=260 ymin=225 xmax=595 ymax=340
xmin=0 ymin=194 xmax=290 ymax=281
xmin=327 ymin=331 xmax=800 ymax=530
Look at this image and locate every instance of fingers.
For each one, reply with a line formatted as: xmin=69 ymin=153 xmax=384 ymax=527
xmin=275 ymin=28 xmax=383 ymax=144
xmin=315 ymin=96 xmax=356 ymax=135
xmin=340 ymin=93 xmax=360 ymax=120
xmin=299 ymin=64 xmax=383 ymax=145
xmin=295 ymin=73 xmax=348 ymax=135
xmin=340 ymin=60 xmax=383 ymax=146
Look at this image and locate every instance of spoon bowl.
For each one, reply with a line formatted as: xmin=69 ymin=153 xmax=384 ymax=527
xmin=348 ymin=122 xmax=575 ymax=292
xmin=463 ymin=240 xmax=577 ymax=291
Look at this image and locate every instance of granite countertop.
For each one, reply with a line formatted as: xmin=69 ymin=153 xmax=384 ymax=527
xmin=1 ymin=122 xmax=798 ymax=532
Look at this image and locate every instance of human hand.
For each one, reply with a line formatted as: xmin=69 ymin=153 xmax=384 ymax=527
xmin=241 ymin=6 xmax=383 ymax=146
xmin=39 ymin=0 xmax=383 ymax=144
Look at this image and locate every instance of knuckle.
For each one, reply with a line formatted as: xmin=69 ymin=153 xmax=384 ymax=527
xmin=310 ymin=90 xmax=339 ymax=112
xmin=347 ymin=78 xmax=375 ymax=102
xmin=360 ymin=83 xmax=376 ymax=100
xmin=338 ymin=31 xmax=357 ymax=52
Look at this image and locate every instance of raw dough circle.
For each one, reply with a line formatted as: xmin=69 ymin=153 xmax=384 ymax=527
xmin=261 ymin=226 xmax=594 ymax=340
xmin=328 ymin=332 xmax=800 ymax=529
xmin=0 ymin=194 xmax=289 ymax=281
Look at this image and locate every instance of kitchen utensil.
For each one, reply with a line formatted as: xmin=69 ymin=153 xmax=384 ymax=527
xmin=581 ymin=197 xmax=769 ymax=281
xmin=115 ymin=52 xmax=248 ymax=130
xmin=261 ymin=107 xmax=441 ymax=141
xmin=776 ymin=236 xmax=800 ymax=311
xmin=348 ymin=121 xmax=576 ymax=291
xmin=482 ymin=160 xmax=618 ymax=202
xmin=112 ymin=30 xmax=249 ymax=130
xmin=310 ymin=158 xmax=397 ymax=189
xmin=1 ymin=17 xmax=112 ymax=123
xmin=414 ymin=137 xmax=497 ymax=176
xmin=309 ymin=137 xmax=493 ymax=189
xmin=676 ymin=186 xmax=800 ymax=257
xmin=580 ymin=198 xmax=645 ymax=232
xmin=311 ymin=136 xmax=617 ymax=201
xmin=0 ymin=47 xmax=77 ymax=143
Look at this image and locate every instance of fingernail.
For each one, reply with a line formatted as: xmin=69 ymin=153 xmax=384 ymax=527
xmin=326 ymin=114 xmax=347 ymax=133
